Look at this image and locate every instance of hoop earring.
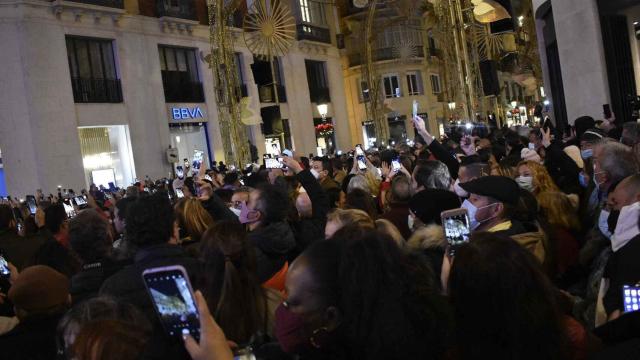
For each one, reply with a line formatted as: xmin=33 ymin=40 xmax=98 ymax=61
xmin=310 ymin=327 xmax=329 ymax=348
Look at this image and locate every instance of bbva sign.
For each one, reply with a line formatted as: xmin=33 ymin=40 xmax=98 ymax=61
xmin=171 ymin=107 xmax=205 ymax=120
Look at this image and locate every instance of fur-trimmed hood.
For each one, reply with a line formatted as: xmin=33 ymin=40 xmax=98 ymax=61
xmin=407 ymin=224 xmax=446 ymax=251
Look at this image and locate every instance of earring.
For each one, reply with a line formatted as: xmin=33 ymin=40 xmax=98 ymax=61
xmin=310 ymin=327 xmax=329 ymax=348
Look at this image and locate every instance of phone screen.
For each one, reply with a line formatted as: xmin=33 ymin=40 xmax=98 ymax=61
xmin=176 ymin=166 xmax=184 ymax=178
xmin=0 ymin=255 xmax=10 ymax=278
xmin=442 ymin=210 xmax=470 ymax=256
xmin=265 ymin=158 xmax=282 ymax=169
xmin=192 ymin=150 xmax=204 ymax=171
xmin=412 ymin=100 xmax=418 ymax=119
xmin=26 ymin=195 xmax=37 ymax=215
xmin=355 ymin=145 xmax=364 ymax=157
xmin=73 ymin=196 xmax=87 ymax=206
xmin=204 ymin=174 xmax=213 ymax=182
xmin=357 ymin=157 xmax=367 ymax=170
xmin=175 ymin=189 xmax=184 ymax=198
xmin=143 ymin=266 xmax=200 ymax=341
xmin=63 ymin=202 xmax=75 ymax=218
xmin=391 ymin=158 xmax=401 ymax=172
xmin=623 ymin=285 xmax=640 ymax=313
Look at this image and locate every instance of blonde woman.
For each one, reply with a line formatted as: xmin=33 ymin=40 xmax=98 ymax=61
xmin=516 ymin=160 xmax=560 ymax=196
xmin=324 ymin=208 xmax=374 ymax=239
xmin=175 ymin=198 xmax=214 ymax=255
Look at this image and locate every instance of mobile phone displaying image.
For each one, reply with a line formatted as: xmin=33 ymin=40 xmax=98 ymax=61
xmin=73 ymin=196 xmax=87 ymax=207
xmin=355 ymin=144 xmax=364 ymax=157
xmin=25 ymin=195 xmax=37 ymax=215
xmin=603 ymin=104 xmax=612 ymax=119
xmin=0 ymin=255 xmax=11 ymax=278
xmin=357 ymin=157 xmax=367 ymax=170
xmin=142 ymin=265 xmax=200 ymax=341
xmin=412 ymin=100 xmax=418 ymax=119
xmin=204 ymin=174 xmax=213 ymax=182
xmin=63 ymin=201 xmax=76 ymax=218
xmin=264 ymin=158 xmax=283 ymax=169
xmin=277 ymin=157 xmax=287 ymax=170
xmin=623 ymin=285 xmax=640 ymax=313
xmin=391 ymin=158 xmax=402 ymax=172
xmin=175 ymin=188 xmax=184 ymax=198
xmin=176 ymin=166 xmax=184 ymax=179
xmin=192 ymin=150 xmax=204 ymax=172
xmin=441 ymin=208 xmax=471 ymax=257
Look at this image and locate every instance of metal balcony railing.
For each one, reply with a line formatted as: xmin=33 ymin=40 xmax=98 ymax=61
xmin=161 ymin=71 xmax=204 ymax=103
xmin=348 ymin=46 xmax=425 ymax=67
xmin=156 ymin=0 xmax=196 ymax=20
xmin=296 ymin=24 xmax=331 ymax=44
xmin=71 ymin=77 xmax=123 ymax=103
xmin=258 ymin=84 xmax=287 ymax=103
xmin=66 ymin=0 xmax=124 ymax=8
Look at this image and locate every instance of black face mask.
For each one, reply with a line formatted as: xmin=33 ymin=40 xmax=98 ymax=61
xmin=608 ymin=210 xmax=621 ymax=234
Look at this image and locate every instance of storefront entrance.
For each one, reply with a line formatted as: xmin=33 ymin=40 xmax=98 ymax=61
xmin=78 ymin=125 xmax=136 ymax=189
xmin=169 ymin=122 xmax=212 ymax=175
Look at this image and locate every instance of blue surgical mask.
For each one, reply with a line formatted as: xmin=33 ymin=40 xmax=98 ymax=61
xmin=461 ymin=200 xmax=479 ymax=231
xmin=581 ymin=149 xmax=593 ymax=159
xmin=598 ymin=209 xmax=612 ymax=239
xmin=578 ymin=172 xmax=588 ymax=188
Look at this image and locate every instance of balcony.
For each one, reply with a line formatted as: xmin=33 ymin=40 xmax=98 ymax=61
xmin=156 ymin=0 xmax=196 ymax=20
xmin=309 ymin=86 xmax=330 ymax=103
xmin=66 ymin=0 xmax=123 ymax=8
xmin=296 ymin=24 xmax=331 ymax=44
xmin=161 ymin=72 xmax=204 ymax=103
xmin=348 ymin=46 xmax=424 ymax=67
xmin=428 ymin=47 xmax=443 ymax=59
xmin=71 ymin=77 xmax=123 ymax=103
xmin=258 ymin=84 xmax=287 ymax=103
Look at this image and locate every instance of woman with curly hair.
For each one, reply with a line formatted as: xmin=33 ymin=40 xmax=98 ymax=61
xmin=516 ymin=160 xmax=560 ymax=196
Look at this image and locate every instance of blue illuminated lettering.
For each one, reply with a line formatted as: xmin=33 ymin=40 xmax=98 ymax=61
xmin=170 ymin=107 xmax=204 ymax=120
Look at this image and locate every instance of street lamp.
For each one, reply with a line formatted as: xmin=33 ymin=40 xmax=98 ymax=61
xmin=448 ymin=102 xmax=456 ymax=110
xmin=510 ymin=101 xmax=517 ymax=108
xmin=543 ymin=100 xmax=550 ymax=106
xmin=317 ymin=103 xmax=328 ymax=121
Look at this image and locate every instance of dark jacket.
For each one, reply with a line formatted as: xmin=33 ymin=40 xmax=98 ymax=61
xmin=100 ymin=243 xmax=201 ymax=360
xmin=249 ymin=222 xmax=296 ymax=283
xmin=70 ymin=257 xmax=129 ymax=304
xmin=603 ymin=235 xmax=640 ymax=315
xmin=428 ymin=140 xmax=459 ymax=180
xmin=0 ymin=230 xmax=46 ymax=271
xmin=0 ymin=313 xmax=63 ymax=360
xmin=31 ymin=237 xmax=80 ymax=278
xmin=544 ymin=140 xmax=581 ymax=195
xmin=381 ymin=203 xmax=412 ymax=240
xmin=290 ymin=170 xmax=329 ymax=260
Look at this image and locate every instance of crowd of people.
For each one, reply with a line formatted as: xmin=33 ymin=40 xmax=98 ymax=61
xmin=1 ymin=113 xmax=640 ymax=359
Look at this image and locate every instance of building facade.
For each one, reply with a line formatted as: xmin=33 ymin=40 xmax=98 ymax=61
xmin=533 ymin=0 xmax=640 ymax=131
xmin=339 ymin=5 xmax=448 ymax=149
xmin=0 ymin=0 xmax=351 ymax=196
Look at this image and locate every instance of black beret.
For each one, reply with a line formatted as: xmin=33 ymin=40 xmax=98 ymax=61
xmin=459 ymin=176 xmax=520 ymax=205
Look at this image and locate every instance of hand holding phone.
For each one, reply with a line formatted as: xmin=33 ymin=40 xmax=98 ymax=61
xmin=603 ymin=104 xmax=612 ymax=120
xmin=412 ymin=100 xmax=418 ymax=120
xmin=391 ymin=158 xmax=401 ymax=173
xmin=441 ymin=208 xmax=471 ymax=257
xmin=0 ymin=255 xmax=11 ymax=279
xmin=143 ymin=265 xmax=200 ymax=341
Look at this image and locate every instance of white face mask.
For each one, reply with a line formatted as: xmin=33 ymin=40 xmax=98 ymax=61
xmin=611 ymin=202 xmax=640 ymax=252
xmin=310 ymin=168 xmax=321 ymax=180
xmin=598 ymin=209 xmax=612 ymax=239
xmin=515 ymin=176 xmax=534 ymax=192
xmin=453 ymin=179 xmax=469 ymax=198
xmin=461 ymin=200 xmax=479 ymax=231
xmin=407 ymin=214 xmax=415 ymax=230
xmin=229 ymin=206 xmax=242 ymax=217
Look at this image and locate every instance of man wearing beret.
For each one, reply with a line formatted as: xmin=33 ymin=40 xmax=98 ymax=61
xmin=0 ymin=265 xmax=71 ymax=359
xmin=460 ymin=176 xmax=546 ymax=263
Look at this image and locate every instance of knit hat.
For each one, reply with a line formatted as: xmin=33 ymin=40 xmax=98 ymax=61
xmin=521 ymin=148 xmax=542 ymax=163
xmin=8 ymin=265 xmax=69 ymax=313
xmin=563 ymin=145 xmax=584 ymax=169
xmin=409 ymin=189 xmax=461 ymax=225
